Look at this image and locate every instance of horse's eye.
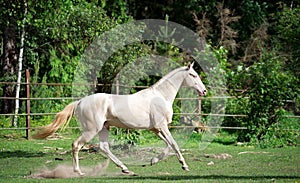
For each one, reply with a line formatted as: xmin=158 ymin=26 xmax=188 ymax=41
xmin=189 ymin=73 xmax=197 ymax=78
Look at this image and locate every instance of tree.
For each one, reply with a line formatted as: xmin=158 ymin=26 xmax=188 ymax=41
xmin=13 ymin=0 xmax=28 ymax=127
xmin=1 ymin=1 xmax=20 ymax=114
xmin=274 ymin=6 xmax=300 ymax=83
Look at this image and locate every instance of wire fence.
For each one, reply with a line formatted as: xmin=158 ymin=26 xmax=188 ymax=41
xmin=0 ymin=70 xmax=299 ymax=139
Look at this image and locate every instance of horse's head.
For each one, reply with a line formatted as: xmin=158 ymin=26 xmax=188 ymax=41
xmin=183 ymin=62 xmax=207 ymax=96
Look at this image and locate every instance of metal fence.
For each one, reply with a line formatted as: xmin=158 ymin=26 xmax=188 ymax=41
xmin=0 ymin=70 xmax=299 ymax=139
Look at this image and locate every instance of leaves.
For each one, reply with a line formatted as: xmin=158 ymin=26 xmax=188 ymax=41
xmin=235 ymin=50 xmax=299 ymax=146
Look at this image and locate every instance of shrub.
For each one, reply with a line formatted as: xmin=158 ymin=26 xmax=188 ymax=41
xmin=236 ymin=50 xmax=299 ymax=147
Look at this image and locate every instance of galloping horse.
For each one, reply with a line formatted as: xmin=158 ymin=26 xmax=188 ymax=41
xmin=33 ymin=62 xmax=207 ymax=175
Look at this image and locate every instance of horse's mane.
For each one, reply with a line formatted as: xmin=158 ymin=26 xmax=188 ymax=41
xmin=149 ymin=66 xmax=187 ymax=90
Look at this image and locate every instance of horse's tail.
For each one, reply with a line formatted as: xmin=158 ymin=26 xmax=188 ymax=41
xmin=32 ymin=101 xmax=79 ymax=139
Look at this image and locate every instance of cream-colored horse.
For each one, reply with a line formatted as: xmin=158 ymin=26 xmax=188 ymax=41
xmin=33 ymin=62 xmax=206 ymax=175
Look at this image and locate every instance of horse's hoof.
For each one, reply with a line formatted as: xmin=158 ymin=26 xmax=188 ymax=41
xmin=182 ymin=166 xmax=190 ymax=172
xmin=151 ymin=157 xmax=159 ymax=165
xmin=122 ymin=169 xmax=136 ymax=176
xmin=79 ymin=172 xmax=86 ymax=176
xmin=74 ymin=170 xmax=86 ymax=176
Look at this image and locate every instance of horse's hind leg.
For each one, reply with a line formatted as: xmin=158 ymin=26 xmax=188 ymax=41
xmin=99 ymin=125 xmax=135 ymax=175
xmin=72 ymin=130 xmax=97 ymax=175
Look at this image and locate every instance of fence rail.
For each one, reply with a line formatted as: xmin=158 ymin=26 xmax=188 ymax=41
xmin=1 ymin=70 xmax=299 ymax=139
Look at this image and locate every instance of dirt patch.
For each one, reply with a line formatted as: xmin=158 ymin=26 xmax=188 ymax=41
xmin=204 ymin=153 xmax=232 ymax=159
xmin=28 ymin=159 xmax=110 ymax=179
xmin=238 ymin=151 xmax=269 ymax=155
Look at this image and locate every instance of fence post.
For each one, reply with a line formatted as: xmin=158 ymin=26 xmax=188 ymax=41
xmin=198 ymin=97 xmax=202 ymax=124
xmin=26 ymin=69 xmax=30 ymax=139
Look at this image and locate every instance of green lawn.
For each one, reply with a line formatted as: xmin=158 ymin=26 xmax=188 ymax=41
xmin=0 ymin=133 xmax=299 ymax=183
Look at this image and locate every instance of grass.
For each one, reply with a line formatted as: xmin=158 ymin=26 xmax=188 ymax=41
xmin=0 ymin=132 xmax=299 ymax=183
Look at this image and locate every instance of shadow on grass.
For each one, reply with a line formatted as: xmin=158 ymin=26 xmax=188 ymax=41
xmin=0 ymin=150 xmax=45 ymax=158
xmin=110 ymin=174 xmax=300 ymax=181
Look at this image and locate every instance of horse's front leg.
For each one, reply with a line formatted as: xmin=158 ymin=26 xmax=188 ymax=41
xmin=150 ymin=129 xmax=171 ymax=165
xmin=159 ymin=125 xmax=190 ymax=171
xmin=99 ymin=126 xmax=135 ymax=175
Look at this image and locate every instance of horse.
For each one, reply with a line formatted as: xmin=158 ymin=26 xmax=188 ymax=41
xmin=32 ymin=62 xmax=207 ymax=176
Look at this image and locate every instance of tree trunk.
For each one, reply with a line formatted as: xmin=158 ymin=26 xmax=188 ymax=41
xmin=13 ymin=0 xmax=28 ymax=127
xmin=1 ymin=1 xmax=18 ymax=114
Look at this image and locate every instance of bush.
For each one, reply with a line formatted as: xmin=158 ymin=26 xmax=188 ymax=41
xmin=235 ymin=50 xmax=299 ymax=147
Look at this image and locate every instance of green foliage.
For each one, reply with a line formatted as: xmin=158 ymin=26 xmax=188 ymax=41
xmin=110 ymin=128 xmax=141 ymax=146
xmin=236 ymin=0 xmax=268 ymax=41
xmin=274 ymin=7 xmax=300 ymax=82
xmin=100 ymin=0 xmax=130 ymax=23
xmin=212 ymin=131 xmax=237 ymax=145
xmin=0 ymin=116 xmax=12 ymax=129
xmin=24 ymin=1 xmax=121 ymax=117
xmin=98 ymin=42 xmax=151 ymax=94
xmin=235 ymin=50 xmax=299 ymax=147
xmin=223 ymin=97 xmax=249 ymax=130
xmin=183 ymin=132 xmax=203 ymax=148
xmin=199 ymin=45 xmax=230 ymax=126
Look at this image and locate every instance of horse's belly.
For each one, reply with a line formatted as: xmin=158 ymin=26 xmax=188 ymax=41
xmin=106 ymin=114 xmax=152 ymax=129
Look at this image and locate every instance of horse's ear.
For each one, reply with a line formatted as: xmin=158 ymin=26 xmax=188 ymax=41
xmin=187 ymin=62 xmax=194 ymax=70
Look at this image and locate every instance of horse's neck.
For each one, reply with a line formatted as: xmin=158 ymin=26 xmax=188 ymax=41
xmin=152 ymin=69 xmax=186 ymax=102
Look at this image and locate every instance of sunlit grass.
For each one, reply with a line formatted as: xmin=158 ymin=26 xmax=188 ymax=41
xmin=0 ymin=132 xmax=299 ymax=182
